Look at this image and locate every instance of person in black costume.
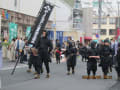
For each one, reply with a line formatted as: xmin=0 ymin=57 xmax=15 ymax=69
xmin=36 ymin=30 xmax=53 ymax=78
xmin=86 ymin=41 xmax=100 ymax=79
xmin=99 ymin=40 xmax=113 ymax=79
xmin=115 ymin=43 xmax=120 ymax=80
xmin=79 ymin=43 xmax=87 ymax=62
xmin=56 ymin=39 xmax=61 ymax=49
xmin=65 ymin=40 xmax=77 ymax=75
xmin=31 ymin=48 xmax=41 ymax=79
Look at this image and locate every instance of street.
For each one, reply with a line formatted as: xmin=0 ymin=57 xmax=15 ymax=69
xmin=0 ymin=56 xmax=119 ymax=90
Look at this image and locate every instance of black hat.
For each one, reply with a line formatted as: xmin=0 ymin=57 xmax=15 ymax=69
xmin=90 ymin=41 xmax=96 ymax=49
xmin=104 ymin=39 xmax=110 ymax=43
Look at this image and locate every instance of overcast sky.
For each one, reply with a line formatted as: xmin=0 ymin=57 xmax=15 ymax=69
xmin=80 ymin=0 xmax=120 ymax=16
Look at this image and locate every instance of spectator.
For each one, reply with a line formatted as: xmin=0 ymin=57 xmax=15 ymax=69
xmin=9 ymin=39 xmax=16 ymax=62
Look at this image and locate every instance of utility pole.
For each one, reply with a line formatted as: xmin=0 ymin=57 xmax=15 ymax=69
xmin=98 ymin=0 xmax=102 ymax=40
xmin=54 ymin=0 xmax=56 ymax=48
xmin=118 ymin=1 xmax=120 ymax=28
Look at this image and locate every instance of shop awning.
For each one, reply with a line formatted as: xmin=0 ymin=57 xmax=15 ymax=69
xmin=84 ymin=36 xmax=92 ymax=40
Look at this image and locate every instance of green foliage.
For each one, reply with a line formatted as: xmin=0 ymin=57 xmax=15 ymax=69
xmin=1 ymin=42 xmax=10 ymax=47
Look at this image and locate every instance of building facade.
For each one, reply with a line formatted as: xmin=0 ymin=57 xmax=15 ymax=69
xmin=92 ymin=16 xmax=116 ymax=40
xmin=0 ymin=8 xmax=53 ymax=39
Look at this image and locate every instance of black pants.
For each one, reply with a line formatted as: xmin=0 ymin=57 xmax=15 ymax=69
xmin=28 ymin=55 xmax=33 ymax=69
xmin=116 ymin=67 xmax=120 ymax=77
xmin=56 ymin=56 xmax=60 ymax=64
xmin=39 ymin=51 xmax=50 ymax=74
xmin=82 ymin=55 xmax=87 ymax=62
xmin=67 ymin=65 xmax=75 ymax=72
xmin=20 ymin=50 xmax=24 ymax=63
xmin=87 ymin=62 xmax=97 ymax=76
xmin=117 ymin=71 xmax=120 ymax=77
xmin=102 ymin=66 xmax=109 ymax=76
xmin=41 ymin=61 xmax=50 ymax=74
xmin=33 ymin=56 xmax=41 ymax=74
xmin=23 ymin=55 xmax=27 ymax=61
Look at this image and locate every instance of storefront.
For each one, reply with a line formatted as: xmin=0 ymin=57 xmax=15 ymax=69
xmin=47 ymin=31 xmax=64 ymax=46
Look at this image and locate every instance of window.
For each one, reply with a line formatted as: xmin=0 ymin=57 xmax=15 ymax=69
xmin=92 ymin=29 xmax=98 ymax=34
xmin=11 ymin=16 xmax=14 ymax=21
xmin=100 ymin=29 xmax=106 ymax=35
xmin=101 ymin=18 xmax=107 ymax=24
xmin=109 ymin=18 xmax=116 ymax=24
xmin=93 ymin=18 xmax=98 ymax=24
xmin=109 ymin=29 xmax=116 ymax=35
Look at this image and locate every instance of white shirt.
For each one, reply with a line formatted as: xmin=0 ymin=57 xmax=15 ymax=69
xmin=15 ymin=39 xmax=24 ymax=50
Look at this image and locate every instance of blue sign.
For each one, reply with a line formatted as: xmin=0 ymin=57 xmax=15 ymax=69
xmin=96 ymin=34 xmax=99 ymax=38
xmin=48 ymin=31 xmax=54 ymax=40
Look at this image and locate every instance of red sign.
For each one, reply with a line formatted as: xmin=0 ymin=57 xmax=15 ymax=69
xmin=116 ymin=28 xmax=120 ymax=39
xmin=80 ymin=37 xmax=82 ymax=43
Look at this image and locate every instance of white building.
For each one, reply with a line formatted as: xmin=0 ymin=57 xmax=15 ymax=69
xmin=0 ymin=0 xmax=72 ymax=32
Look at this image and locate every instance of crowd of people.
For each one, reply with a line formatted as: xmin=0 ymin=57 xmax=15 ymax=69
xmin=2 ymin=37 xmax=27 ymax=63
xmin=64 ymin=37 xmax=120 ymax=80
xmin=1 ymin=31 xmax=120 ymax=80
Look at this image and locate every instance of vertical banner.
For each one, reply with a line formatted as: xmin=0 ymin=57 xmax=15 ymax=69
xmin=2 ymin=10 xmax=5 ymax=18
xmin=26 ymin=26 xmax=31 ymax=37
xmin=80 ymin=37 xmax=82 ymax=43
xmin=29 ymin=1 xmax=54 ymax=46
xmin=9 ymin=22 xmax=18 ymax=42
xmin=116 ymin=28 xmax=120 ymax=40
xmin=5 ymin=10 xmax=9 ymax=20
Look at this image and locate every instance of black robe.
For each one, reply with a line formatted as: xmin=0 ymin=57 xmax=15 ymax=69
xmin=86 ymin=47 xmax=98 ymax=71
xmin=36 ymin=37 xmax=53 ymax=62
xmin=116 ymin=49 xmax=120 ymax=73
xmin=99 ymin=45 xmax=113 ymax=68
xmin=65 ymin=47 xmax=77 ymax=67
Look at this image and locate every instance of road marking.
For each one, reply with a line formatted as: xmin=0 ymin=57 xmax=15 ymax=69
xmin=0 ymin=59 xmax=64 ymax=71
xmin=1 ymin=64 xmax=28 ymax=71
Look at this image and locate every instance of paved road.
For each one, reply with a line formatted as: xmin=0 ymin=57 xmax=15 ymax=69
xmin=0 ymin=56 xmax=119 ymax=90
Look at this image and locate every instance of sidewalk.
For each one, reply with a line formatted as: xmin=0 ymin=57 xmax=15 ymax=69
xmin=1 ymin=57 xmax=57 ymax=71
xmin=1 ymin=59 xmax=27 ymax=71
